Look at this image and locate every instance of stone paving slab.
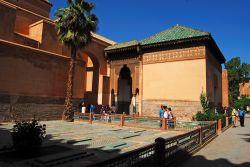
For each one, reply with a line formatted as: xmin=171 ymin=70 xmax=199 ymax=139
xmin=0 ymin=120 xmax=184 ymax=166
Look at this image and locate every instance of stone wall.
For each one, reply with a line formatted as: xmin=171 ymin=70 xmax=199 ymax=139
xmin=0 ymin=94 xmax=82 ymax=122
xmin=142 ymin=99 xmax=202 ymax=121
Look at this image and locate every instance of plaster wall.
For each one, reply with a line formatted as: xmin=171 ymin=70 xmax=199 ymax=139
xmin=143 ymin=59 xmax=206 ymax=101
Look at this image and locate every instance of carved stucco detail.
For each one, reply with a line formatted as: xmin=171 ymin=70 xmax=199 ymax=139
xmin=110 ymin=58 xmax=139 ymax=66
xmin=143 ymin=46 xmax=205 ymax=65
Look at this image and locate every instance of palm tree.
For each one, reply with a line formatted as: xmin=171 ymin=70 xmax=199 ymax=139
xmin=55 ymin=0 xmax=98 ymax=121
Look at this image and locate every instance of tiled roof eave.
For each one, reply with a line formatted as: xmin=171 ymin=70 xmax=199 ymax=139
xmin=105 ymin=46 xmax=138 ymax=54
xmin=208 ymin=37 xmax=226 ymax=63
xmin=141 ymin=36 xmax=210 ymax=49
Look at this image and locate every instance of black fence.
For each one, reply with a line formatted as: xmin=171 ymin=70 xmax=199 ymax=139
xmin=87 ymin=122 xmax=218 ymax=167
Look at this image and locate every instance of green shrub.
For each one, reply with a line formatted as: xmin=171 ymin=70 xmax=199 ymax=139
xmin=12 ymin=120 xmax=46 ymax=153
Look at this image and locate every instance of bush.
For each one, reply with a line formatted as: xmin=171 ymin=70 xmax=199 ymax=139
xmin=194 ymin=91 xmax=226 ymax=122
xmin=195 ymin=111 xmax=216 ymax=121
xmin=12 ymin=120 xmax=46 ymax=153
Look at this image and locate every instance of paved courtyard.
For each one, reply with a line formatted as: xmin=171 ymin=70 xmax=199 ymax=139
xmin=0 ymin=120 xmax=184 ymax=167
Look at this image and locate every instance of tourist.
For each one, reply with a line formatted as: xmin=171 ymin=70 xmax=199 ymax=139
xmin=104 ymin=105 xmax=111 ymax=122
xmin=159 ymin=105 xmax=164 ymax=127
xmin=100 ymin=105 xmax=105 ymax=121
xmin=90 ymin=104 xmax=96 ymax=120
xmin=168 ymin=107 xmax=174 ymax=128
xmin=231 ymin=108 xmax=237 ymax=127
xmin=81 ymin=102 xmax=86 ymax=114
xmin=163 ymin=106 xmax=169 ymax=127
xmin=239 ymin=107 xmax=246 ymax=127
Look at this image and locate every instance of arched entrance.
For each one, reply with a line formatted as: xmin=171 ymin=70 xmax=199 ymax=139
xmin=117 ymin=65 xmax=132 ymax=114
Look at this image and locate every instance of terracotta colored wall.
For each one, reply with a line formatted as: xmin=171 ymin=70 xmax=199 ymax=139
xmin=73 ymin=61 xmax=86 ymax=99
xmin=206 ymin=48 xmax=222 ymax=106
xmin=0 ymin=40 xmax=69 ymax=97
xmin=29 ymin=21 xmax=43 ymax=42
xmin=143 ymin=58 xmax=206 ymax=101
xmin=39 ymin=20 xmax=63 ymax=55
xmin=0 ymin=3 xmax=16 ymax=40
xmin=222 ymin=70 xmax=229 ymax=107
xmin=4 ymin=0 xmax=51 ymax=18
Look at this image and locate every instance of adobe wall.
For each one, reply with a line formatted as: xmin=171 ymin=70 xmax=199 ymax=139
xmin=222 ymin=70 xmax=229 ymax=107
xmin=3 ymin=0 xmax=51 ymax=18
xmin=0 ymin=2 xmax=16 ymax=41
xmin=142 ymin=46 xmax=206 ymax=120
xmin=0 ymin=40 xmax=85 ymax=121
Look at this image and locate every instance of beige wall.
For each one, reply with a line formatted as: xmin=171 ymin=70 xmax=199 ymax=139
xmin=143 ymin=59 xmax=206 ymax=101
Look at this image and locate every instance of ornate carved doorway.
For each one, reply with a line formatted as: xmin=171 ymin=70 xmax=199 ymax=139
xmin=117 ymin=65 xmax=132 ymax=114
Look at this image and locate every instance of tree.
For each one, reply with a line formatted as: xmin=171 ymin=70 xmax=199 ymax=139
xmin=234 ymin=95 xmax=250 ymax=110
xmin=55 ymin=0 xmax=98 ymax=121
xmin=225 ymin=57 xmax=250 ymax=106
xmin=200 ymin=91 xmax=210 ymax=113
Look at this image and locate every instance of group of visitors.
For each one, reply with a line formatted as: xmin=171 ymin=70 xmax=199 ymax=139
xmin=80 ymin=102 xmax=117 ymax=122
xmin=232 ymin=107 xmax=246 ymax=127
xmin=100 ymin=105 xmax=114 ymax=122
xmin=159 ymin=105 xmax=174 ymax=128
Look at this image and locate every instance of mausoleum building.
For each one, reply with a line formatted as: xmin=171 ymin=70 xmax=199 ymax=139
xmin=0 ymin=0 xmax=226 ymax=121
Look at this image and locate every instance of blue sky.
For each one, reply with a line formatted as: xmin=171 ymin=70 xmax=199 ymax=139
xmin=50 ymin=0 xmax=250 ymax=64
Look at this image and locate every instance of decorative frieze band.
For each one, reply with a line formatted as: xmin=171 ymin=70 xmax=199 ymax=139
xmin=143 ymin=46 xmax=205 ymax=65
xmin=110 ymin=58 xmax=139 ymax=66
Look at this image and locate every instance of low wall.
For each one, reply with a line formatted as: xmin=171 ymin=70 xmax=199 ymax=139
xmin=142 ymin=99 xmax=202 ymax=121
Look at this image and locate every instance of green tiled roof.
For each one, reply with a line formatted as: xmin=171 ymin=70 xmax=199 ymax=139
xmin=105 ymin=25 xmax=210 ymax=51
xmin=141 ymin=25 xmax=210 ymax=45
xmin=105 ymin=40 xmax=139 ymax=51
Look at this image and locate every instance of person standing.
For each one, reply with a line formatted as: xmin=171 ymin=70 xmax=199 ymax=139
xmin=90 ymin=104 xmax=96 ymax=120
xmin=239 ymin=107 xmax=246 ymax=127
xmin=168 ymin=107 xmax=174 ymax=128
xmin=231 ymin=108 xmax=237 ymax=127
xmin=81 ymin=102 xmax=86 ymax=114
xmin=163 ymin=106 xmax=169 ymax=127
xmin=159 ymin=105 xmax=164 ymax=127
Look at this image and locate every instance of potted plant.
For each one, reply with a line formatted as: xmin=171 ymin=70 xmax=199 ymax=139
xmin=11 ymin=120 xmax=46 ymax=154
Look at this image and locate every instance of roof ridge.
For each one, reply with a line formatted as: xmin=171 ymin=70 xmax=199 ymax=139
xmin=174 ymin=24 xmax=210 ymax=35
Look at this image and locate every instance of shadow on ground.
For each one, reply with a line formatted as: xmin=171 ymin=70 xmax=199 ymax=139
xmin=239 ymin=133 xmax=250 ymax=143
xmin=0 ymin=124 xmax=122 ymax=167
xmin=177 ymin=155 xmax=250 ymax=167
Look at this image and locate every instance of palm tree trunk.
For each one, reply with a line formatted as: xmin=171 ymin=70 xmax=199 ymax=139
xmin=62 ymin=48 xmax=76 ymax=121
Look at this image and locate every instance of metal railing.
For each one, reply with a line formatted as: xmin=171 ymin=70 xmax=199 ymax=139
xmin=75 ymin=112 xmax=218 ymax=132
xmin=89 ymin=143 xmax=156 ymax=167
xmin=87 ymin=121 xmax=218 ymax=167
